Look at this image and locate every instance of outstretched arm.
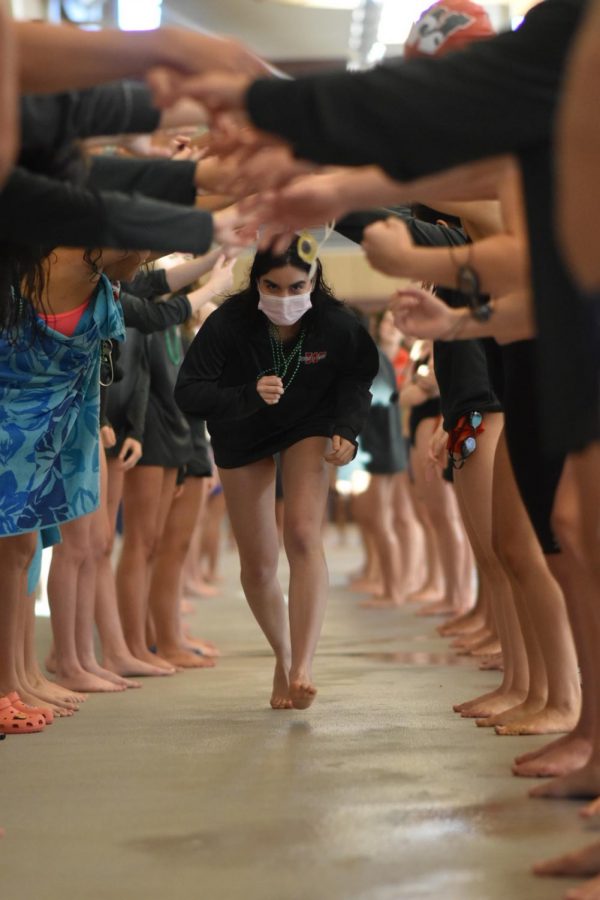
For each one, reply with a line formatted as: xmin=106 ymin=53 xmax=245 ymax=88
xmin=0 ymin=1 xmax=17 ymax=188
xmin=16 ymin=22 xmax=267 ymax=93
xmin=390 ymin=286 xmax=536 ymax=345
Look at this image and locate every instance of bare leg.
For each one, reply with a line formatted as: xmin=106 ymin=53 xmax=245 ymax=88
xmin=97 ymin=456 xmax=167 ymax=678
xmin=452 ymin=418 xmax=530 ymax=719
xmin=485 ymin=430 xmax=580 ymax=735
xmin=219 ymin=457 xmax=292 ymax=710
xmin=48 ymin=515 xmax=123 ymax=692
xmin=412 ymin=419 xmax=463 ymax=613
xmin=529 ymin=459 xmax=600 ymax=798
xmin=280 ymin=437 xmax=331 ymax=710
xmin=392 ymin=470 xmax=425 ymax=597
xmin=359 ymin=474 xmax=406 ymax=607
xmin=18 ymin=592 xmax=82 ymax=711
xmin=199 ymin=489 xmax=227 ymax=584
xmin=151 ymin=478 xmax=216 ymax=669
xmin=0 ymin=534 xmax=37 ymax=698
xmin=116 ymin=465 xmax=177 ymax=672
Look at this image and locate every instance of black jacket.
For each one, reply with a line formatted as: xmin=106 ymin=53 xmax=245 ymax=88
xmin=175 ymin=298 xmax=378 ymax=468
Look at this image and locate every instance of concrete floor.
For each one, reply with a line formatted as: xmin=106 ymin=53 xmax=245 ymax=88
xmin=0 ymin=531 xmax=592 ymax=900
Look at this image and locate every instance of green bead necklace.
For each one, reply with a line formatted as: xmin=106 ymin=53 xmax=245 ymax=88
xmin=165 ymin=326 xmax=182 ymax=366
xmin=256 ymin=323 xmax=306 ymax=390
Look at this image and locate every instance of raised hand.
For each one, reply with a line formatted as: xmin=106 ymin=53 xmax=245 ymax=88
xmin=206 ymin=254 xmax=236 ymax=297
xmin=148 ymin=68 xmax=254 ymax=117
xmin=212 ymin=204 xmax=258 ymax=256
xmin=362 ymin=217 xmax=417 ymax=277
xmin=389 ymin=286 xmax=455 ymax=340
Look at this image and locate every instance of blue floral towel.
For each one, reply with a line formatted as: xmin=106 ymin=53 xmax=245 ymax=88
xmin=0 ymin=275 xmax=124 ymax=536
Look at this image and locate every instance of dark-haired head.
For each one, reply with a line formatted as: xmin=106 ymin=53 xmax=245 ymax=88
xmin=226 ymin=237 xmax=342 ymax=326
xmin=412 ymin=204 xmax=463 ymax=230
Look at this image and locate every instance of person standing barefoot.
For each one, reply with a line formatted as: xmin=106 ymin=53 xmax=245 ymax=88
xmin=176 ymin=239 xmax=378 ymax=709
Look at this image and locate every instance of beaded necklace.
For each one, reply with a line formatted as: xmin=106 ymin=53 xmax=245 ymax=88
xmin=256 ymin=323 xmax=306 ymax=390
xmin=165 ymin=326 xmax=182 ymax=366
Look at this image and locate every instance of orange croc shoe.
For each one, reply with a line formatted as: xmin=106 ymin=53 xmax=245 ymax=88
xmin=0 ymin=696 xmax=46 ymax=734
xmin=6 ymin=692 xmax=54 ymax=725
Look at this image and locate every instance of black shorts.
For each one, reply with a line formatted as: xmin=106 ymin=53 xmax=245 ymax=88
xmin=434 ymin=338 xmax=503 ymax=432
xmin=409 ymin=398 xmax=441 ymax=446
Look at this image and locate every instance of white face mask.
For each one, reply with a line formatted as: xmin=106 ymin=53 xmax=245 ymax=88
xmin=258 ymin=291 xmax=312 ymax=326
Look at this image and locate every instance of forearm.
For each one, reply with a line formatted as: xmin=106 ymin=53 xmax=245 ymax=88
xmin=395 ymin=235 xmax=528 ymax=296
xmin=17 ymin=24 xmax=175 ymax=92
xmin=0 ymin=1 xmax=17 ymax=188
xmin=165 ymin=249 xmax=221 ymax=293
xmin=324 ymin=159 xmax=505 ymax=219
xmin=444 ymin=291 xmax=536 ymax=344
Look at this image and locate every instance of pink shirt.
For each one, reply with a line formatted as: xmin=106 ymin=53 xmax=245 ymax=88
xmin=39 ymin=297 xmax=90 ymax=336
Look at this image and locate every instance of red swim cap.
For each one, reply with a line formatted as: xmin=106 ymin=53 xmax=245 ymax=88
xmin=404 ymin=0 xmax=495 ymax=59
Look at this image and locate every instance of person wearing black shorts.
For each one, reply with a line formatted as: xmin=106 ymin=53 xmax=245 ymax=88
xmin=176 ymin=238 xmax=378 ymax=710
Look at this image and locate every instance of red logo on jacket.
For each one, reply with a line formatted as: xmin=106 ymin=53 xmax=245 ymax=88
xmin=301 ymin=351 xmax=327 ymax=364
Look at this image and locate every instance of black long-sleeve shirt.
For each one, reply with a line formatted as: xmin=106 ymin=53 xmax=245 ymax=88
xmin=1 ymin=82 xmax=213 ymax=253
xmin=247 ymin=0 xmax=598 ymax=455
xmin=247 ymin=1 xmax=583 ymax=181
xmin=104 ymin=270 xmax=194 ymax=449
xmin=175 ymin=298 xmax=378 ymax=468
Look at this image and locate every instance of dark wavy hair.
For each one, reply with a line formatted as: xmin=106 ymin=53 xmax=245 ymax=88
xmin=222 ymin=237 xmax=343 ymax=329
xmin=0 ymin=242 xmax=51 ymax=338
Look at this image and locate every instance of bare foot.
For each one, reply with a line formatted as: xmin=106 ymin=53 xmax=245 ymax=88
xmin=185 ymin=578 xmax=219 ymax=598
xmin=450 ymin=627 xmax=491 ymax=649
xmin=456 ymin=632 xmax=497 ymax=655
xmin=416 ymin=600 xmax=455 ymax=617
xmin=29 ymin=676 xmax=86 ymax=707
xmin=515 ymin=732 xmax=590 ymax=766
xmin=533 ymin=841 xmax=600 ymax=878
xmin=437 ymin=611 xmax=485 ymax=637
xmin=513 ymin=735 xmax=592 ymax=778
xmin=54 ymin=670 xmax=127 ymax=693
xmin=158 ymin=648 xmax=216 ymax=669
xmin=457 ymin=689 xmax=527 ymax=719
xmin=495 ymin=707 xmax=578 ymax=737
xmin=479 ymin=653 xmax=503 ymax=671
xmin=103 ymin=654 xmax=171 ymax=679
xmin=349 ymin=578 xmax=384 ymax=595
xmin=289 ymin=672 xmax=317 ymax=710
xmin=270 ymin=660 xmax=292 ymax=710
xmin=182 ymin=624 xmax=221 ymax=656
xmin=529 ymin=763 xmax=600 ymax=800
xmin=470 ymin=638 xmax=502 ymax=658
xmin=407 ymin=587 xmax=444 ymax=604
xmin=80 ymin=661 xmax=139 ymax=690
xmin=359 ymin=596 xmax=404 ymax=609
xmin=183 ymin=637 xmax=221 ymax=658
xmin=128 ymin=647 xmax=177 ymax=673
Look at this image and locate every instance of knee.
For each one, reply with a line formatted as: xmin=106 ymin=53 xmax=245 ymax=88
xmin=123 ymin=528 xmax=159 ymax=562
xmin=2 ymin=532 xmax=37 ymax=572
xmin=283 ymin=522 xmax=322 ymax=559
xmin=240 ymin=558 xmax=278 ymax=589
xmin=491 ymin=533 xmax=525 ymax=579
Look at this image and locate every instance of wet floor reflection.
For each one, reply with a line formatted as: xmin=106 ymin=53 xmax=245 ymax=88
xmin=351 ymin=650 xmax=476 ymax=667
